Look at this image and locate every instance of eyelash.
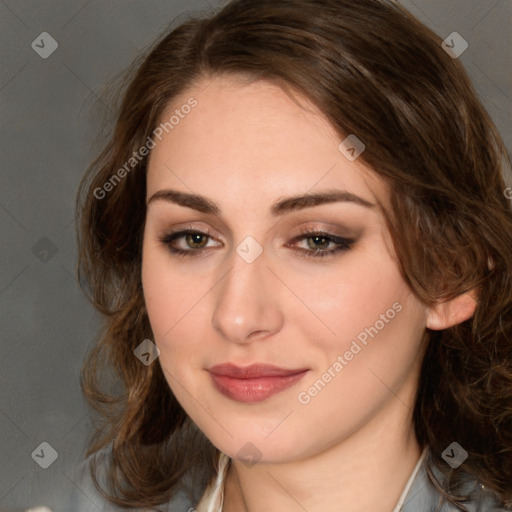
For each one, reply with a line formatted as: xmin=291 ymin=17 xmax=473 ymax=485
xmin=157 ymin=226 xmax=355 ymax=260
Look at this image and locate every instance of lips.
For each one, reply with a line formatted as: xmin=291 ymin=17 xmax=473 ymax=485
xmin=207 ymin=363 xmax=309 ymax=403
xmin=208 ymin=363 xmax=308 ymax=378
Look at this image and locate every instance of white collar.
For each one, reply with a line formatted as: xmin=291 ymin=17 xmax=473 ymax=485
xmin=196 ymin=446 xmax=430 ymax=512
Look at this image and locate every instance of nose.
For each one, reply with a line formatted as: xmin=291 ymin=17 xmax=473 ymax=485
xmin=211 ymin=249 xmax=284 ymax=344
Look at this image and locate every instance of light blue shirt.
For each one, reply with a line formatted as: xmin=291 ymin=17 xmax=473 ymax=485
xmin=23 ymin=446 xmax=507 ymax=511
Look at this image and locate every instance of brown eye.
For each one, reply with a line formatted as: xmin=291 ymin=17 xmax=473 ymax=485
xmin=289 ymin=231 xmax=355 ymax=259
xmin=306 ymin=235 xmax=331 ymax=251
xmin=185 ymin=232 xmax=208 ymax=249
xmin=157 ymin=229 xmax=219 ymax=257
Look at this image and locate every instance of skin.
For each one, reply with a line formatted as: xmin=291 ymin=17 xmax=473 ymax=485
xmin=141 ymin=74 xmax=477 ymax=512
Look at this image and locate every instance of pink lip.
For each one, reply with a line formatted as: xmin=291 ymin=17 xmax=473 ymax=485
xmin=207 ymin=363 xmax=309 ymax=403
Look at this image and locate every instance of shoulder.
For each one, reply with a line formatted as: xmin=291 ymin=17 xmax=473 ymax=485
xmin=53 ymin=452 xmax=199 ymax=511
xmin=402 ymin=453 xmax=509 ymax=512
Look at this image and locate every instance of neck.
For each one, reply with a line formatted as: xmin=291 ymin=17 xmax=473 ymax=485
xmin=223 ymin=396 xmax=423 ymax=512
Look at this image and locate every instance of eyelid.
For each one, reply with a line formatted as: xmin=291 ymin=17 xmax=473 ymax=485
xmin=291 ymin=224 xmax=352 ymax=238
xmin=157 ymin=225 xmax=222 ymax=248
xmin=157 ymin=223 xmax=357 ymax=260
xmin=287 ymin=229 xmax=355 ymax=257
xmin=161 ymin=223 xmax=219 ymax=239
xmin=158 ymin=222 xmax=353 ymax=244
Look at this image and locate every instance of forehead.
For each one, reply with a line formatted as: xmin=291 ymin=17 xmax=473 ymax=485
xmin=146 ymin=74 xmax=387 ymax=211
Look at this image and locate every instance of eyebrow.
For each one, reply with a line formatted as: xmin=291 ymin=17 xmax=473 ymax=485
xmin=146 ymin=188 xmax=376 ymax=216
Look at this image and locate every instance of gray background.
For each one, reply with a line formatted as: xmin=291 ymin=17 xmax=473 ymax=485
xmin=0 ymin=0 xmax=511 ymax=510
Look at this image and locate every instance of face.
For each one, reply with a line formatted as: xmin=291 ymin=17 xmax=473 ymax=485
xmin=141 ymin=74 xmax=429 ymax=463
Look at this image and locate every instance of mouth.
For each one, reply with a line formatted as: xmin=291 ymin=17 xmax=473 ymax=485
xmin=207 ymin=363 xmax=309 ymax=403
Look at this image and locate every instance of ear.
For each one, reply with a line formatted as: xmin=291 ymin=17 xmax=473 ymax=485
xmin=426 ymin=289 xmax=478 ymax=330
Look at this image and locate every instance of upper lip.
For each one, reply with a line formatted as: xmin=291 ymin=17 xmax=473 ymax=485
xmin=208 ymin=363 xmax=308 ymax=378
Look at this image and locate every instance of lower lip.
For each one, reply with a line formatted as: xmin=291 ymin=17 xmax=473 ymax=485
xmin=209 ymin=371 xmax=308 ymax=403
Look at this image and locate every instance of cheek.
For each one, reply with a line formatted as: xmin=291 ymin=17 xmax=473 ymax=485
xmin=293 ymin=290 xmax=425 ymax=437
xmin=289 ymin=252 xmax=412 ymax=356
xmin=142 ymin=251 xmax=172 ymax=339
xmin=142 ymin=245 xmax=184 ymax=351
xmin=142 ymin=259 xmax=202 ymax=401
xmin=141 ymin=246 xmax=211 ymax=374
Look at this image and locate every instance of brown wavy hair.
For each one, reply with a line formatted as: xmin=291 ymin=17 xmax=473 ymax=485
xmin=75 ymin=0 xmax=512 ymax=509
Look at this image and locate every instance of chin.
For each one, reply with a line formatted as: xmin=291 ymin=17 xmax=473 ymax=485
xmin=204 ymin=423 xmax=306 ymax=464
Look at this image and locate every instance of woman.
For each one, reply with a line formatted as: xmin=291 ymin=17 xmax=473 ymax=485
xmin=73 ymin=0 xmax=512 ymax=510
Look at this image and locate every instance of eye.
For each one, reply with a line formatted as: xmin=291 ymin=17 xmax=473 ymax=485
xmin=157 ymin=227 xmax=355 ymax=259
xmin=157 ymin=228 xmax=219 ymax=257
xmin=288 ymin=229 xmax=355 ymax=259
